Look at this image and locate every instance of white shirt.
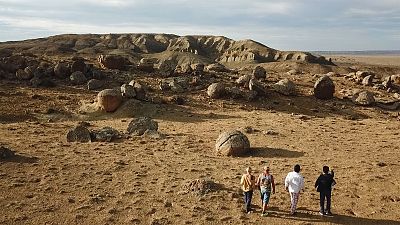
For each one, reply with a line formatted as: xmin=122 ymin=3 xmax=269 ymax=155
xmin=285 ymin=171 xmax=305 ymax=193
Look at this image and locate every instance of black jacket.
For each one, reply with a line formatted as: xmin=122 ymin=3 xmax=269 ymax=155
xmin=315 ymin=171 xmax=335 ymax=192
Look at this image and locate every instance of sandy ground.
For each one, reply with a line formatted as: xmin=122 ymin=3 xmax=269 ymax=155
xmin=1 ymin=57 xmax=400 ymax=225
xmin=326 ymin=55 xmax=400 ymax=67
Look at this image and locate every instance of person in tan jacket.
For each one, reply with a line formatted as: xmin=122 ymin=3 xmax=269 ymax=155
xmin=240 ymin=167 xmax=256 ymax=213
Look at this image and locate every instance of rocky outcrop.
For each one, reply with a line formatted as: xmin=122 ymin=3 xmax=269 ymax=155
xmin=0 ymin=34 xmax=333 ymax=66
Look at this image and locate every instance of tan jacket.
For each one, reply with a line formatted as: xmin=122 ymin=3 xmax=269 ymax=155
xmin=240 ymin=174 xmax=255 ymax=192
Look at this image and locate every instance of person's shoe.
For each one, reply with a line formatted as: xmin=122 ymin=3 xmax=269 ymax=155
xmin=290 ymin=212 xmax=296 ymax=216
xmin=325 ymin=211 xmax=333 ymax=216
xmin=261 ymin=212 xmax=268 ymax=217
xmin=319 ymin=211 xmax=325 ymax=216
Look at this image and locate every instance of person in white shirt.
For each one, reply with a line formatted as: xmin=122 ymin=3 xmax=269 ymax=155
xmin=285 ymin=164 xmax=305 ymax=215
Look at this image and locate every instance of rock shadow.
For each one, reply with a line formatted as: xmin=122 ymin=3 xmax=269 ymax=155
xmin=0 ymin=154 xmax=39 ymax=163
xmin=244 ymin=147 xmax=304 ymax=158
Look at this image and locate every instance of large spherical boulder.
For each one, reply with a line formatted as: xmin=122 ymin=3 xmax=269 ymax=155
xmin=314 ymin=75 xmax=335 ymax=99
xmin=274 ymin=78 xmax=296 ymax=96
xmin=16 ymin=69 xmax=33 ymax=80
xmin=98 ymin=55 xmax=127 ymax=70
xmin=70 ymin=59 xmax=86 ymax=73
xmin=70 ymin=71 xmax=87 ymax=85
xmin=215 ymin=130 xmax=250 ymax=156
xmin=352 ymin=91 xmax=375 ymax=106
xmin=127 ymin=117 xmax=158 ymax=136
xmin=66 ymin=125 xmax=91 ymax=142
xmin=252 ymin=66 xmax=266 ymax=79
xmin=207 ymin=83 xmax=225 ymax=99
xmin=97 ymin=89 xmax=122 ymax=112
xmin=87 ymin=79 xmax=103 ymax=90
xmin=54 ymin=62 xmax=70 ymax=78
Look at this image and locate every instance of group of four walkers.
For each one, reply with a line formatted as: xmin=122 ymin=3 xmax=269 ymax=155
xmin=240 ymin=164 xmax=335 ymax=217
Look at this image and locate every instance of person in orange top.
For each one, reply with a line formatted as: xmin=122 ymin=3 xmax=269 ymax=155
xmin=240 ymin=167 xmax=256 ymax=213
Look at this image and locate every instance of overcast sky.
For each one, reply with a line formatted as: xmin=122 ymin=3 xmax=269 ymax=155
xmin=0 ymin=0 xmax=399 ymax=51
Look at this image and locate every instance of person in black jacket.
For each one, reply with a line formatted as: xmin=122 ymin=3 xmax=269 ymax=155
xmin=315 ymin=166 xmax=335 ymax=216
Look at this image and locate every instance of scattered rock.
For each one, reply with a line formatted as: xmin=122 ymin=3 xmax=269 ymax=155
xmin=391 ymin=74 xmax=400 ymax=85
xmin=377 ymin=162 xmax=387 ymax=167
xmin=248 ymin=78 xmax=266 ymax=95
xmin=362 ymin=75 xmax=374 ymax=86
xmin=227 ymin=87 xmax=243 ymax=99
xmin=183 ymin=179 xmax=219 ymax=196
xmin=314 ymin=75 xmax=335 ymax=99
xmin=70 ymin=59 xmax=86 ymax=73
xmin=174 ymin=63 xmax=192 ymax=74
xmin=191 ymin=63 xmax=204 ymax=75
xmin=98 ymin=55 xmax=127 ymax=70
xmin=0 ymin=146 xmax=15 ymax=159
xmin=137 ymin=58 xmax=155 ymax=72
xmin=236 ymin=74 xmax=252 ymax=87
xmin=243 ymin=126 xmax=254 ymax=133
xmin=66 ymin=125 xmax=92 ymax=142
xmin=168 ymin=95 xmax=185 ymax=105
xmin=121 ymin=84 xmax=136 ymax=98
xmin=244 ymin=90 xmax=258 ymax=101
xmin=91 ymin=127 xmax=120 ymax=142
xmin=352 ymin=91 xmax=375 ymax=106
xmin=287 ymin=69 xmax=299 ymax=75
xmin=127 ymin=117 xmax=158 ymax=135
xmin=87 ymin=79 xmax=103 ymax=90
xmin=128 ymin=80 xmax=146 ymax=100
xmin=207 ymin=83 xmax=226 ymax=99
xmin=215 ymin=130 xmax=250 ymax=156
xmin=264 ymin=130 xmax=279 ymax=135
xmin=16 ymin=69 xmax=33 ymax=80
xmin=252 ymin=66 xmax=266 ymax=79
xmin=273 ymin=78 xmax=296 ymax=96
xmin=70 ymin=71 xmax=87 ymax=85
xmin=143 ymin=130 xmax=166 ymax=140
xmin=30 ymin=77 xmax=55 ymax=88
xmin=54 ymin=62 xmax=70 ymax=78
xmin=206 ymin=63 xmax=228 ymax=73
xmin=97 ymin=89 xmax=122 ymax=112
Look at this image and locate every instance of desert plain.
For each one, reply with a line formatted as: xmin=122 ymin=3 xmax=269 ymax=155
xmin=0 ymin=34 xmax=400 ymax=225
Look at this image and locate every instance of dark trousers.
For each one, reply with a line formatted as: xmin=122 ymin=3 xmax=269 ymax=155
xmin=244 ymin=191 xmax=253 ymax=212
xmin=319 ymin=190 xmax=332 ymax=213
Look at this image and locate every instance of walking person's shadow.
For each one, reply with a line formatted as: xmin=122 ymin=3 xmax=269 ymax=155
xmin=264 ymin=207 xmax=400 ymax=225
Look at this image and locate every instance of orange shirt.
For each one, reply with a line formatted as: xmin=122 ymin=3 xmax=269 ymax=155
xmin=240 ymin=174 xmax=255 ymax=192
